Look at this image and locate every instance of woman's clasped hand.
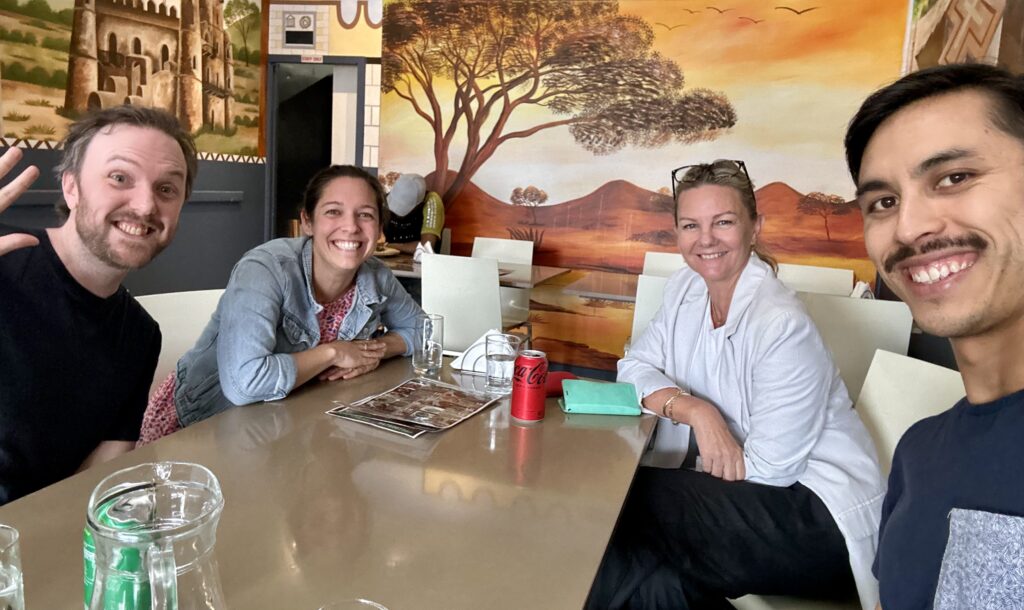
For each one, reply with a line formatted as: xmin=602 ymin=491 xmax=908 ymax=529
xmin=318 ymin=339 xmax=389 ymax=381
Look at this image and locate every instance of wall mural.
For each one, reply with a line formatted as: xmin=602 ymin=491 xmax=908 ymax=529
xmin=0 ymin=0 xmax=261 ymax=159
xmin=381 ymin=0 xmax=908 ymax=370
xmin=908 ymin=0 xmax=1024 ymax=72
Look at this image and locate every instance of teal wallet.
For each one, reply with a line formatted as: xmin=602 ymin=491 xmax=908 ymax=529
xmin=559 ymin=380 xmax=641 ymax=416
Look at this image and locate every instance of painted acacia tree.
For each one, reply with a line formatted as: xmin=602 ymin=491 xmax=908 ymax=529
xmin=382 ymin=0 xmax=737 ymax=208
xmin=511 ymin=185 xmax=548 ymax=224
xmin=797 ymin=192 xmax=858 ymax=241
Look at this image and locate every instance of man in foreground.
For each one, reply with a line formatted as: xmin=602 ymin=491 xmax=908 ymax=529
xmin=846 ymin=63 xmax=1024 ymax=607
xmin=0 ymin=105 xmax=197 ymax=505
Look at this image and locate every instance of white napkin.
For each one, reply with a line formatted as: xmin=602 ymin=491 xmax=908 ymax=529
xmin=412 ymin=240 xmax=434 ymax=263
xmin=850 ymin=281 xmax=875 ymax=299
xmin=450 ymin=329 xmax=502 ymax=372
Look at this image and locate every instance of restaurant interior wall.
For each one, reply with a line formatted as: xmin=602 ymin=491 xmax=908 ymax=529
xmin=0 ymin=0 xmax=268 ymax=293
xmin=378 ymin=0 xmax=913 ymax=371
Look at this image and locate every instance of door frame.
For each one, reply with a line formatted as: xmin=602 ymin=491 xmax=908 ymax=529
xmin=263 ymin=55 xmax=369 ymax=241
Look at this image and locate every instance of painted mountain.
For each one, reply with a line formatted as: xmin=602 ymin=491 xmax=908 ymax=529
xmin=441 ymin=176 xmax=874 ymax=284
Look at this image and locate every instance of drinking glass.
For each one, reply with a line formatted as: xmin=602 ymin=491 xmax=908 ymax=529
xmin=0 ymin=524 xmax=23 ymax=610
xmin=485 ymin=333 xmax=521 ymax=393
xmin=412 ymin=313 xmax=444 ymax=377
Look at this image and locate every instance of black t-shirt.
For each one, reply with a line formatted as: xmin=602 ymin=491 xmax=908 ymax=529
xmin=0 ymin=225 xmax=160 ymax=505
xmin=384 ymin=202 xmax=424 ymax=244
xmin=874 ymin=387 xmax=1024 ymax=608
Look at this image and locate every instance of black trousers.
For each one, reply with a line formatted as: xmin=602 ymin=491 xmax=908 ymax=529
xmin=586 ymin=467 xmax=855 ymax=610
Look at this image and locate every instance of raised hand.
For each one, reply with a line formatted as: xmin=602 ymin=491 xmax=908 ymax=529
xmin=0 ymin=147 xmax=41 ymax=255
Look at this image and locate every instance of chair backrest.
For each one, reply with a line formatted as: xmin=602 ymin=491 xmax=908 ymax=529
xmin=642 ymin=251 xmax=687 ymax=277
xmin=136 ymin=289 xmax=224 ymax=396
xmin=630 ymin=274 xmax=669 ymax=342
xmin=855 ymin=349 xmax=965 ymax=476
xmin=471 ymin=237 xmax=533 ymax=265
xmin=421 ymin=254 xmax=502 ymax=353
xmin=777 ymin=263 xmax=854 ymax=296
xmin=797 ymin=292 xmax=914 ymax=401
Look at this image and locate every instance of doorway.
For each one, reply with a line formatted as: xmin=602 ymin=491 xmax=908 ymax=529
xmin=266 ymin=60 xmax=363 ymax=239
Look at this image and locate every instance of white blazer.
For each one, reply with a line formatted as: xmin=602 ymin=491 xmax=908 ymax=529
xmin=619 ymin=255 xmax=884 ymax=610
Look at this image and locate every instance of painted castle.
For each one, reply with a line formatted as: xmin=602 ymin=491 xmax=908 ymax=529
xmin=64 ymin=0 xmax=233 ymax=132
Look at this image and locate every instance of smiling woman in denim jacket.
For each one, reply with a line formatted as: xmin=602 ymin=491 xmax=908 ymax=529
xmin=139 ymin=165 xmax=423 ymax=443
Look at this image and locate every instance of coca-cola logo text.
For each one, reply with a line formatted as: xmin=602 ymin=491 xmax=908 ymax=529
xmin=514 ymin=365 xmax=547 ymax=385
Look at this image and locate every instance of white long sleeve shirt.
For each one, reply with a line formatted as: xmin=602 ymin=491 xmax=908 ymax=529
xmin=618 ymin=255 xmax=885 ymax=610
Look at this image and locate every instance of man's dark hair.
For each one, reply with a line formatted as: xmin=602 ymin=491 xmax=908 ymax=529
xmin=54 ymin=105 xmax=198 ymax=219
xmin=301 ymin=165 xmax=390 ymax=227
xmin=845 ymin=63 xmax=1024 ymax=183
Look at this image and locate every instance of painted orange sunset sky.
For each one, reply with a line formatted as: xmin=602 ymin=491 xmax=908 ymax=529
xmin=380 ymin=0 xmax=910 ymax=203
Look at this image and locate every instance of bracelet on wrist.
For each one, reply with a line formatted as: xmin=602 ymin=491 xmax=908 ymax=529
xmin=662 ymin=389 xmax=690 ymax=423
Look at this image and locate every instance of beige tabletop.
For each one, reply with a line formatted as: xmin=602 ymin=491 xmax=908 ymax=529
xmin=379 ymin=253 xmax=571 ymax=289
xmin=0 ymin=358 xmax=655 ymax=609
xmin=563 ymin=271 xmax=639 ymax=303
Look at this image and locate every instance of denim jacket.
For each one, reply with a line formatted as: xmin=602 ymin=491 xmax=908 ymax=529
xmin=174 ymin=237 xmax=422 ymax=426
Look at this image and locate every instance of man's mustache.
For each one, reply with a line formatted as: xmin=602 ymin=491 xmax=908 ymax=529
xmin=883 ymin=233 xmax=988 ymax=273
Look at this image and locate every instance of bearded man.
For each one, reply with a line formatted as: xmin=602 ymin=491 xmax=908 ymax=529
xmin=0 ymin=105 xmax=197 ymax=505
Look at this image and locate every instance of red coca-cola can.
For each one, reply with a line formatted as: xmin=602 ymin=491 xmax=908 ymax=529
xmin=511 ymin=350 xmax=548 ymax=422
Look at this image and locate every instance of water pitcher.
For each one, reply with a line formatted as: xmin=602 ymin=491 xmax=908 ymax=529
xmin=84 ymin=462 xmax=226 ymax=610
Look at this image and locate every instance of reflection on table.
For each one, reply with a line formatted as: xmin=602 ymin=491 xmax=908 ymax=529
xmin=0 ymin=358 xmax=655 ymax=610
xmin=379 ymin=253 xmax=571 ymax=289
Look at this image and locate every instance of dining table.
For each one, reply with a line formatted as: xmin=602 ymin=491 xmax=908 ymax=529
xmin=377 ymin=252 xmax=571 ymax=289
xmin=563 ymin=270 xmax=640 ymax=303
xmin=0 ymin=358 xmax=655 ymax=609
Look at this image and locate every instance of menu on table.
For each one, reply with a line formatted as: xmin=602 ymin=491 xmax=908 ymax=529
xmin=326 ymin=377 xmax=499 ymax=438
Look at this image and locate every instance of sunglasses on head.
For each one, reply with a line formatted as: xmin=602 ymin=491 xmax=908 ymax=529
xmin=670 ymin=159 xmax=753 ymax=201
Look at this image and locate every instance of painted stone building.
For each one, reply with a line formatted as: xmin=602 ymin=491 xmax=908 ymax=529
xmin=64 ymin=0 xmax=233 ymax=132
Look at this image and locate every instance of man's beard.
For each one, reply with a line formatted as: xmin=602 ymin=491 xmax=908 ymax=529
xmin=74 ymin=193 xmax=167 ymax=271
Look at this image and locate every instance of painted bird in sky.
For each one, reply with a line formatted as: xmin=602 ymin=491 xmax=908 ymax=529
xmin=706 ymin=6 xmax=734 ymax=14
xmin=738 ymin=16 xmax=764 ymax=23
xmin=682 ymin=8 xmax=702 ymax=13
xmin=775 ymin=5 xmax=820 ymax=14
xmin=656 ymin=22 xmax=689 ymax=30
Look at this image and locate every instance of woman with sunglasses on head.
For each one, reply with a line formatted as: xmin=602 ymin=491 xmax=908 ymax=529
xmin=587 ymin=160 xmax=884 ymax=610
xmin=138 ymin=165 xmax=423 ymax=443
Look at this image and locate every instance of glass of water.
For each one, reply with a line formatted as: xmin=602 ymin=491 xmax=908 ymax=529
xmin=485 ymin=333 xmax=521 ymax=394
xmin=413 ymin=313 xmax=444 ymax=377
xmin=0 ymin=524 xmax=23 ymax=610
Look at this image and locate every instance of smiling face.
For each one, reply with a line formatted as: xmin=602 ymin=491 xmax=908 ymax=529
xmin=62 ymin=125 xmax=188 ymax=270
xmin=857 ymin=89 xmax=1024 ymax=339
xmin=301 ymin=176 xmax=381 ymax=283
xmin=676 ymin=184 xmax=762 ymax=288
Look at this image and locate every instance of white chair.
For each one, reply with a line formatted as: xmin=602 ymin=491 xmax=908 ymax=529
xmin=471 ymin=237 xmax=533 ymax=335
xmin=797 ymin=292 xmax=914 ymax=401
xmin=732 ymin=351 xmax=964 ymax=610
xmin=777 ymin=263 xmax=854 ymax=296
xmin=731 ymin=597 xmax=859 ymax=610
xmin=855 ymin=349 xmax=965 ymax=476
xmin=629 ymin=274 xmax=669 ymax=343
xmin=643 ymin=251 xmax=687 ymax=277
xmin=137 ymin=289 xmax=224 ymax=396
xmin=471 ymin=237 xmax=533 ymax=265
xmin=421 ymin=254 xmax=502 ymax=354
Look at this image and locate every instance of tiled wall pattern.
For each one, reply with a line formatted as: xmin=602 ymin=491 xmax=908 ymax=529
xmin=362 ymin=63 xmax=381 ymax=168
xmin=267 ymin=4 xmax=330 ymax=56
